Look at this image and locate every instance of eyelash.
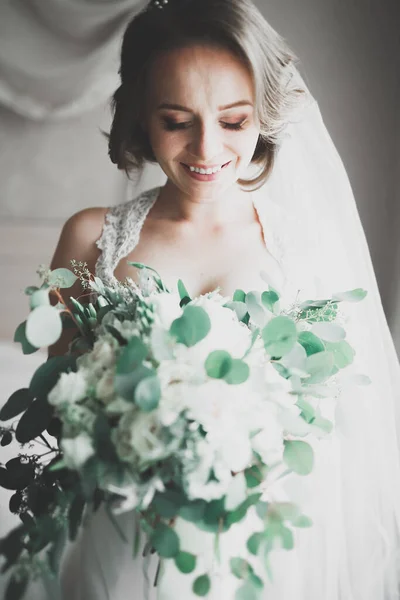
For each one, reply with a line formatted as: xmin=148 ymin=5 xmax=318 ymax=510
xmin=162 ymin=118 xmax=247 ymax=131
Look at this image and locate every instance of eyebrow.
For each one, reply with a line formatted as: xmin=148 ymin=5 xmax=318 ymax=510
xmin=157 ymin=100 xmax=253 ymax=112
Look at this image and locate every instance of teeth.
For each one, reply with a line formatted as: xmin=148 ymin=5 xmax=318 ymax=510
xmin=188 ymin=164 xmax=224 ymax=174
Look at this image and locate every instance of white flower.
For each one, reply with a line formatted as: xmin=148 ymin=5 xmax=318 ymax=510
xmin=184 ymin=439 xmax=233 ymax=501
xmin=61 ymin=432 xmax=95 ymax=470
xmin=48 ymin=371 xmax=88 ymax=406
xmin=251 ymin=405 xmax=284 ymax=466
xmin=90 ymin=337 xmax=117 ymax=370
xmin=96 ymin=369 xmax=115 ymax=404
xmin=149 ymin=292 xmax=183 ymax=329
xmin=113 ymin=409 xmax=178 ymax=467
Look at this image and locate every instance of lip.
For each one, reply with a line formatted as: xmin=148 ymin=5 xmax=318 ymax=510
xmin=181 ymin=161 xmax=231 ymax=182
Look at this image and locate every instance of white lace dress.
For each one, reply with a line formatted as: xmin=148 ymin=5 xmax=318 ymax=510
xmin=59 ymin=185 xmax=344 ymax=600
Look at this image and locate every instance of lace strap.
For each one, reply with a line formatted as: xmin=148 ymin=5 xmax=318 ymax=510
xmin=95 ymin=186 xmax=160 ymax=285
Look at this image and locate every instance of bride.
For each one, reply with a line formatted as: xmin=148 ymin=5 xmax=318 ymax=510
xmin=49 ymin=0 xmax=400 ymax=598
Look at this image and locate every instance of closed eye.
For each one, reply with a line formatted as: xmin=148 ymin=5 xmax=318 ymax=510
xmin=162 ymin=118 xmax=247 ymax=131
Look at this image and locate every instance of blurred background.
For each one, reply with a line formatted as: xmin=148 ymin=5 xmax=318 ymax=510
xmin=0 ymin=0 xmax=399 ymax=596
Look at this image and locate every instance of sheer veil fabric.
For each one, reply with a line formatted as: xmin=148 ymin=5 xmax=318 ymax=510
xmin=58 ymin=69 xmax=400 ymax=600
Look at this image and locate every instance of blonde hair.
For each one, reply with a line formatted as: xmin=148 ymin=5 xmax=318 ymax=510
xmin=108 ymin=0 xmax=305 ymax=191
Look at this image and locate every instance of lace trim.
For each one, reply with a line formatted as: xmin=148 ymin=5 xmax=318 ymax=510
xmin=95 ymin=186 xmax=160 ymax=287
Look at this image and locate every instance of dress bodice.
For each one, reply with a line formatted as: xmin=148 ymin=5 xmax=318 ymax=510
xmin=94 ymin=185 xmax=319 ymax=306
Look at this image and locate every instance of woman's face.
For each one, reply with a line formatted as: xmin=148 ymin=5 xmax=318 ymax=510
xmin=144 ymin=44 xmax=260 ymax=201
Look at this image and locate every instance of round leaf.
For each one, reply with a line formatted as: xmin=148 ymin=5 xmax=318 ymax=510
xmin=29 ymin=289 xmax=50 ymax=310
xmin=0 ymin=388 xmax=34 ymax=421
xmin=134 ymin=375 xmax=161 ymax=411
xmin=224 ymin=359 xmax=249 ymax=385
xmin=193 ymin=574 xmax=211 ymax=597
xmin=262 ymin=316 xmax=297 ymax=358
xmin=116 ymin=336 xmax=147 ymax=375
xmin=30 ymin=356 xmax=77 ymax=399
xmin=246 ymin=532 xmax=263 ymax=555
xmin=245 ymin=292 xmax=267 ymax=327
xmin=48 ymin=268 xmax=78 ymax=289
xmin=235 ymin=582 xmax=258 ymax=600
xmin=283 ymin=440 xmax=314 ymax=476
xmin=298 ymin=331 xmax=325 ymax=356
xmin=332 ymin=288 xmax=367 ymax=303
xmin=26 ymin=306 xmax=62 ymax=347
xmin=175 ymin=551 xmax=196 ymax=574
xmin=325 ymin=341 xmax=355 ymax=369
xmin=14 ymin=321 xmax=38 ymax=355
xmin=1 ymin=431 xmax=13 ymax=446
xmin=151 ymin=523 xmax=180 ymax=558
xmin=170 ymin=306 xmax=211 ymax=347
xmin=15 ymin=397 xmax=53 ymax=444
xmin=304 ymin=351 xmax=335 ymax=384
xmin=230 ymin=557 xmax=251 ymax=579
xmin=205 ymin=350 xmax=233 ymax=379
xmin=311 ymin=322 xmax=346 ymax=342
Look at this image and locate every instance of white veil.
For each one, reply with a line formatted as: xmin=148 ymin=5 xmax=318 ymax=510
xmin=252 ymin=66 xmax=400 ymax=599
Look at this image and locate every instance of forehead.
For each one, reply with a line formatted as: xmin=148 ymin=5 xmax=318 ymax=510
xmin=146 ymin=44 xmax=254 ymax=109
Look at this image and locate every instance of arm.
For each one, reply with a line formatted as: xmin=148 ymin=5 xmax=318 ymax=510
xmin=48 ymin=207 xmax=107 ymax=357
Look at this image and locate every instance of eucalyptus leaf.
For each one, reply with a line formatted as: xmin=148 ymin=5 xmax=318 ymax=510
xmin=262 ymin=316 xmax=297 ymax=358
xmin=48 ymin=268 xmax=78 ymax=289
xmin=30 ymin=356 xmax=77 ymax=399
xmin=151 ymin=522 xmax=180 ymax=558
xmin=304 ymin=351 xmax=335 ymax=384
xmin=324 ymin=341 xmax=355 ymax=369
xmin=283 ymin=440 xmax=314 ymax=476
xmin=1 ymin=431 xmax=13 ymax=447
xmin=29 ymin=289 xmax=50 ymax=310
xmin=245 ymin=292 xmax=267 ymax=327
xmin=177 ymin=279 xmax=191 ymax=303
xmin=26 ymin=305 xmax=63 ymax=347
xmin=116 ymin=336 xmax=148 ymax=375
xmin=192 ymin=574 xmax=211 ymax=596
xmin=246 ymin=532 xmax=263 ymax=555
xmin=261 ymin=290 xmax=280 ymax=313
xmin=224 ymin=301 xmax=248 ymax=322
xmin=292 ymin=514 xmax=313 ymax=528
xmin=170 ymin=306 xmax=211 ymax=347
xmin=134 ymin=375 xmax=161 ymax=411
xmin=175 ymin=551 xmax=196 ymax=574
xmin=224 ymin=359 xmax=250 ymax=385
xmin=0 ymin=388 xmax=34 ymax=422
xmin=233 ymin=289 xmax=246 ymax=302
xmin=297 ymin=331 xmax=325 ymax=357
xmin=205 ymin=350 xmax=233 ymax=379
xmin=15 ymin=397 xmax=53 ymax=444
xmin=115 ymin=365 xmax=154 ymax=401
xmin=235 ymin=582 xmax=258 ymax=600
xmin=230 ymin=556 xmax=252 ymax=579
xmin=14 ymin=321 xmax=38 ymax=355
xmin=311 ymin=322 xmax=345 ymax=342
xmin=332 ymin=288 xmax=367 ymax=303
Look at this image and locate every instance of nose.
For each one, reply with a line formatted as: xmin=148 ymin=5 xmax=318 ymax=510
xmin=188 ymin=119 xmax=224 ymax=162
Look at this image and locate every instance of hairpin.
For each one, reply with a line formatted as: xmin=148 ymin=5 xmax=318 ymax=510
xmin=149 ymin=0 xmax=169 ymax=9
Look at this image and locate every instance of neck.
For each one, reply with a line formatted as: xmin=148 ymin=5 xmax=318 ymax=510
xmin=153 ymin=179 xmax=254 ymax=227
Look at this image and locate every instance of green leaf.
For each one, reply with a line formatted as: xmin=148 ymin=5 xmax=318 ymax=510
xmin=245 ymin=292 xmax=267 ymax=327
xmin=235 ymin=582 xmax=258 ymax=600
xmin=5 ymin=573 xmax=29 ymax=600
xmin=25 ymin=285 xmax=39 ymax=296
xmin=224 ymin=301 xmax=248 ymax=322
xmin=1 ymin=431 xmax=13 ymax=446
xmin=152 ymin=488 xmax=186 ymax=519
xmin=29 ymin=289 xmax=50 ymax=310
xmin=15 ymin=396 xmax=53 ymax=444
xmin=283 ymin=440 xmax=314 ymax=476
xmin=116 ymin=336 xmax=147 ymax=374
xmin=175 ymin=551 xmax=196 ymax=574
xmin=134 ymin=375 xmax=161 ymax=411
xmin=246 ymin=532 xmax=263 ymax=555
xmin=26 ymin=305 xmax=63 ymax=347
xmin=324 ymin=340 xmax=355 ymax=369
xmin=48 ymin=268 xmax=78 ymax=289
xmin=205 ymin=350 xmax=233 ymax=379
xmin=280 ymin=525 xmax=294 ymax=550
xmin=233 ymin=289 xmax=246 ymax=302
xmin=224 ymin=359 xmax=250 ymax=385
xmin=151 ymin=522 xmax=180 ymax=558
xmin=226 ymin=493 xmax=262 ymax=527
xmin=304 ymin=351 xmax=335 ymax=384
xmin=311 ymin=322 xmax=345 ymax=343
xmin=292 ymin=514 xmax=313 ymax=528
xmin=179 ymin=500 xmax=206 ymax=522
xmin=193 ymin=574 xmax=211 ymax=596
xmin=128 ymin=262 xmax=168 ymax=291
xmin=0 ymin=388 xmax=34 ymax=421
xmin=30 ymin=356 xmax=77 ymax=399
xmin=298 ymin=331 xmax=325 ymax=357
xmin=5 ymin=458 xmax=36 ymax=490
xmin=115 ymin=365 xmax=154 ymax=401
xmin=14 ymin=321 xmax=38 ymax=355
xmin=178 ymin=279 xmax=191 ymax=302
xmin=262 ymin=317 xmax=297 ymax=358
xmin=244 ymin=465 xmax=263 ymax=489
xmin=170 ymin=306 xmax=211 ymax=347
xmin=261 ymin=290 xmax=280 ymax=312
xmin=332 ymin=288 xmax=367 ymax=303
xmin=230 ymin=556 xmax=252 ymax=579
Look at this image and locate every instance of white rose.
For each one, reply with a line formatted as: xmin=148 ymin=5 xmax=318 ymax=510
xmin=48 ymin=370 xmax=88 ymax=406
xmin=89 ymin=337 xmax=117 ymax=370
xmin=184 ymin=440 xmax=233 ymax=501
xmin=61 ymin=432 xmax=95 ymax=470
xmin=251 ymin=406 xmax=284 ymax=466
xmin=96 ymin=369 xmax=115 ymax=404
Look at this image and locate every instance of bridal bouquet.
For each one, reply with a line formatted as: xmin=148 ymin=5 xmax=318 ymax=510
xmin=0 ymin=261 xmax=368 ymax=599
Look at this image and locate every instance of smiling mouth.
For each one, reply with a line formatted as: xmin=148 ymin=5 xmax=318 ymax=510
xmin=181 ymin=161 xmax=231 ymax=173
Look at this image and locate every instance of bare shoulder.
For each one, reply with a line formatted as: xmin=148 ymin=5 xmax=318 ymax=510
xmin=51 ymin=206 xmax=108 ymax=273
